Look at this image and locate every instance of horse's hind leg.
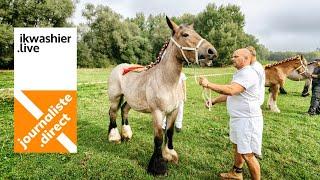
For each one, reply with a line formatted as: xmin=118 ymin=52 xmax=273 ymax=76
xmin=162 ymin=109 xmax=179 ymax=164
xmin=147 ymin=110 xmax=167 ymax=176
xmin=121 ymin=102 xmax=133 ymax=140
xmin=279 ymin=86 xmax=287 ymax=94
xmin=108 ymin=95 xmax=123 ymax=144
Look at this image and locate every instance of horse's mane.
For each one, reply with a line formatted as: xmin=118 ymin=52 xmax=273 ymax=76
xmin=265 ymin=55 xmax=301 ymax=69
xmin=145 ymin=40 xmax=170 ymax=70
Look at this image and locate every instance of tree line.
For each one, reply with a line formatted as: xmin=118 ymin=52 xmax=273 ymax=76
xmin=0 ymin=1 xmax=319 ymax=69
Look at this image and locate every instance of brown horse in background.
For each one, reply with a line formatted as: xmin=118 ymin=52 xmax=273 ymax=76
xmin=279 ymin=60 xmax=319 ymax=96
xmin=107 ymin=17 xmax=217 ymax=175
xmin=265 ymin=55 xmax=308 ymax=112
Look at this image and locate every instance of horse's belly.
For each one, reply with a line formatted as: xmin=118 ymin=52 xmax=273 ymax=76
xmin=126 ymin=97 xmax=151 ymax=113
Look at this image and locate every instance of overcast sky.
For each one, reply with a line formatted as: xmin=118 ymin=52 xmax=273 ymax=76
xmin=72 ymin=0 xmax=320 ymax=52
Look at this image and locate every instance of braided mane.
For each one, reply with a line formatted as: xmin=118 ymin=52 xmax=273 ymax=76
xmin=145 ymin=40 xmax=170 ymax=70
xmin=265 ymin=55 xmax=301 ymax=69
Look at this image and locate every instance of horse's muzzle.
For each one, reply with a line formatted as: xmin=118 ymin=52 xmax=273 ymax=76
xmin=208 ymin=48 xmax=218 ymax=60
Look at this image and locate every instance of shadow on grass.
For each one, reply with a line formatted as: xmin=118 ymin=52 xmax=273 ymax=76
xmin=78 ymin=114 xmax=156 ymax=171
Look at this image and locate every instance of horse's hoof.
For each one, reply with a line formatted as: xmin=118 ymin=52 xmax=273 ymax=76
xmin=121 ymin=125 xmax=132 ymax=141
xmin=108 ymin=128 xmax=121 ymax=144
xmin=301 ymin=92 xmax=310 ymax=97
xmin=147 ymin=153 xmax=168 ymax=176
xmin=162 ymin=146 xmax=179 ymax=164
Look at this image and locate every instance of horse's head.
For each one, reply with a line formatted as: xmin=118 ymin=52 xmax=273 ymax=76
xmin=295 ymin=55 xmax=308 ymax=75
xmin=166 ymin=16 xmax=218 ymax=65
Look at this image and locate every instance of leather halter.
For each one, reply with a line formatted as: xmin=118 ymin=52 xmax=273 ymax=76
xmin=170 ymin=37 xmax=205 ymax=65
xmin=295 ymin=59 xmax=308 ymax=75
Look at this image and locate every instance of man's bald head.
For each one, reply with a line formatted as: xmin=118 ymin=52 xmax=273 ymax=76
xmin=237 ymin=48 xmax=251 ymax=60
xmin=232 ymin=48 xmax=252 ymax=69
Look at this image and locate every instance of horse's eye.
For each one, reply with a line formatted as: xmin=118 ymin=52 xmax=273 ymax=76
xmin=182 ymin=33 xmax=189 ymax=37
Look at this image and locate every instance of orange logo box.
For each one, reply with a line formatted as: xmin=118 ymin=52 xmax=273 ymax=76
xmin=14 ymin=91 xmax=77 ymax=153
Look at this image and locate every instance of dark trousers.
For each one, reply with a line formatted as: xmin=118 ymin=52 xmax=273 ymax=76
xmin=308 ymin=84 xmax=320 ymax=115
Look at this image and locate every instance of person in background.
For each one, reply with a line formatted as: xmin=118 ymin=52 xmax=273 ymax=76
xmin=307 ymin=60 xmax=320 ymax=115
xmin=246 ymin=46 xmax=265 ymax=106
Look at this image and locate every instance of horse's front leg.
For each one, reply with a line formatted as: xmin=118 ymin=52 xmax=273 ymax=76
xmin=147 ymin=110 xmax=167 ymax=176
xmin=270 ymin=84 xmax=281 ymax=113
xmin=162 ymin=109 xmax=179 ymax=164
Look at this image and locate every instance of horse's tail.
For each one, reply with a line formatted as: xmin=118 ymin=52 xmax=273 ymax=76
xmin=108 ymin=64 xmax=129 ymax=109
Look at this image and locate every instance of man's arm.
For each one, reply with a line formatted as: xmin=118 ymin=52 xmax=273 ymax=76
xmin=311 ymin=74 xmax=320 ymax=78
xmin=212 ymin=94 xmax=227 ymax=104
xmin=205 ymin=94 xmax=227 ymax=108
xmin=204 ymin=81 xmax=245 ymax=96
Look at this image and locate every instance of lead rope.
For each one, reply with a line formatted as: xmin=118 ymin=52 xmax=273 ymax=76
xmin=192 ymin=65 xmax=212 ymax=111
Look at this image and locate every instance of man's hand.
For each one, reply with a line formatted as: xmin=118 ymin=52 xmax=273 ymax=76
xmin=205 ymin=99 xmax=214 ymax=108
xmin=199 ymin=77 xmax=209 ymax=88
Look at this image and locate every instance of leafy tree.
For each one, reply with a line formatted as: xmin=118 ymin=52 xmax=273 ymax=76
xmin=0 ymin=0 xmax=75 ymax=69
xmin=78 ymin=4 xmax=153 ymax=67
xmin=195 ymin=3 xmax=268 ymax=66
xmin=0 ymin=24 xmax=13 ymax=69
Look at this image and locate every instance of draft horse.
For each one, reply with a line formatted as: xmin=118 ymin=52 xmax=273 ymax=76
xmin=107 ymin=17 xmax=217 ymax=175
xmin=265 ymin=55 xmax=308 ymax=112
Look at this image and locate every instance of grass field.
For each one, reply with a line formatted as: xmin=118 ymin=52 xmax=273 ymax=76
xmin=1 ymin=67 xmax=320 ymax=179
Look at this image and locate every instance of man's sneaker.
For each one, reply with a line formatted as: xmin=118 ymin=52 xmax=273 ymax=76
xmin=220 ymin=166 xmax=243 ymax=180
xmin=308 ymin=111 xmax=317 ymax=116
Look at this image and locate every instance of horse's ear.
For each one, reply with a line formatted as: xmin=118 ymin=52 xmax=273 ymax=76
xmin=189 ymin=23 xmax=194 ymax=29
xmin=166 ymin=16 xmax=178 ymax=35
xmin=300 ymin=54 xmax=304 ymax=59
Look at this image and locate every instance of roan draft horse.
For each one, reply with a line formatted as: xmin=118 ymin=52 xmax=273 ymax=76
xmin=265 ymin=55 xmax=308 ymax=112
xmin=107 ymin=17 xmax=217 ymax=175
xmin=279 ymin=60 xmax=320 ymax=97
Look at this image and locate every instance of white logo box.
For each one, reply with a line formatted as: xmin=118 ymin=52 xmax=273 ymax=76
xmin=14 ymin=28 xmax=77 ymax=91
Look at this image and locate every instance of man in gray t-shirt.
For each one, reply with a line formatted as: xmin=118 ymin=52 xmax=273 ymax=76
xmin=199 ymin=48 xmax=263 ymax=180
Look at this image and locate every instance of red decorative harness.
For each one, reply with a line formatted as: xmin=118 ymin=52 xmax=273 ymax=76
xmin=122 ymin=65 xmax=145 ymax=75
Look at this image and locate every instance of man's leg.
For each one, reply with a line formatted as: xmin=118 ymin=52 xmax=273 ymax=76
xmin=220 ymin=144 xmax=244 ymax=179
xmin=242 ymin=153 xmax=261 ymax=180
xmin=308 ymin=85 xmax=319 ymax=115
xmin=234 ymin=144 xmax=245 ymax=168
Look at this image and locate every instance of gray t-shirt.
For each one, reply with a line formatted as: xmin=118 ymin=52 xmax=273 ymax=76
xmin=227 ymin=65 xmax=262 ymax=118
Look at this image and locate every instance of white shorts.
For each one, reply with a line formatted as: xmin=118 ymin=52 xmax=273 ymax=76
xmin=229 ymin=116 xmax=263 ymax=155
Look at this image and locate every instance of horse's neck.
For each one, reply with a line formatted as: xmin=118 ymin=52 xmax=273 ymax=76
xmin=156 ymin=42 xmax=183 ymax=86
xmin=279 ymin=61 xmax=299 ymax=75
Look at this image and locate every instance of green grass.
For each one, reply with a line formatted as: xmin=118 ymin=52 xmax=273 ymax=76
xmin=1 ymin=67 xmax=320 ymax=179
